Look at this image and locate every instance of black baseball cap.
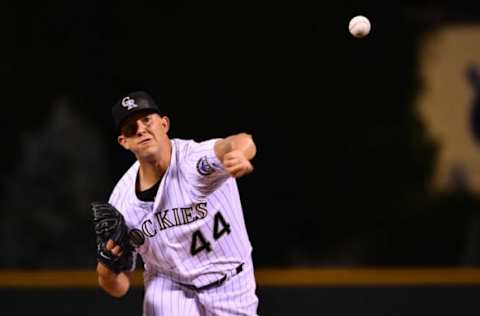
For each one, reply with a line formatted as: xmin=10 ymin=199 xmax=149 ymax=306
xmin=112 ymin=91 xmax=161 ymax=132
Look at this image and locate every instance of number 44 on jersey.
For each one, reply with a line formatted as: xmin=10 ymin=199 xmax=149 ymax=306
xmin=190 ymin=211 xmax=231 ymax=256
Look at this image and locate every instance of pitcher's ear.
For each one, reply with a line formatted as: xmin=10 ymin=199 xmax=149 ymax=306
xmin=161 ymin=116 xmax=170 ymax=133
xmin=118 ymin=135 xmax=130 ymax=150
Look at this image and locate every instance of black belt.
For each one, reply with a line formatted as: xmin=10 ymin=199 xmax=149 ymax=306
xmin=180 ymin=263 xmax=244 ymax=291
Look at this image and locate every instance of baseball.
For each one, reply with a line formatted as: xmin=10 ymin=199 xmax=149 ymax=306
xmin=349 ymin=15 xmax=371 ymax=38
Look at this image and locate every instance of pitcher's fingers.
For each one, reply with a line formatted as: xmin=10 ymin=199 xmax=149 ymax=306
xmin=226 ymin=164 xmax=243 ymax=176
xmin=223 ymin=157 xmax=239 ymax=168
xmin=232 ymin=166 xmax=254 ymax=178
xmin=228 ymin=164 xmax=253 ymax=178
xmin=106 ymin=239 xmax=116 ymax=250
xmin=111 ymin=245 xmax=123 ymax=256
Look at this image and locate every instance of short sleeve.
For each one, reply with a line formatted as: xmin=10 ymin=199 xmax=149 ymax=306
xmin=181 ymin=139 xmax=230 ymax=198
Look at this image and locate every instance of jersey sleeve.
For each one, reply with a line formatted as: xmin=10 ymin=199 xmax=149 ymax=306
xmin=182 ymin=139 xmax=230 ymax=198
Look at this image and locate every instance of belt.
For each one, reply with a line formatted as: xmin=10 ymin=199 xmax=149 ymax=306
xmin=180 ymin=263 xmax=244 ymax=292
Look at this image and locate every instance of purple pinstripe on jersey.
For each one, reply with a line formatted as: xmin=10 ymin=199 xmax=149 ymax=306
xmin=109 ymin=138 xmax=258 ymax=315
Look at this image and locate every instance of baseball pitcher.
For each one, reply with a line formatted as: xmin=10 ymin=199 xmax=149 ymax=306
xmin=93 ymin=91 xmax=259 ymax=315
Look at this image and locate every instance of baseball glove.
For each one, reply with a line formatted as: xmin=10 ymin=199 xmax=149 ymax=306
xmin=91 ymin=202 xmax=134 ymax=274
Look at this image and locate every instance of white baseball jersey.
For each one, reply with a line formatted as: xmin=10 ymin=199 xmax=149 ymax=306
xmin=108 ymin=138 xmax=254 ymax=288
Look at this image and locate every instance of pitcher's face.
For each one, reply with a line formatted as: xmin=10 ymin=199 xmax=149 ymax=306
xmin=118 ymin=111 xmax=170 ymax=159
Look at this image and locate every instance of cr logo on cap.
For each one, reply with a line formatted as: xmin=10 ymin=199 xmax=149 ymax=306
xmin=121 ymin=97 xmax=138 ymax=110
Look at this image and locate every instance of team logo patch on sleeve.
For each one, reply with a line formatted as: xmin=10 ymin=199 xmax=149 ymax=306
xmin=196 ymin=156 xmax=215 ymax=176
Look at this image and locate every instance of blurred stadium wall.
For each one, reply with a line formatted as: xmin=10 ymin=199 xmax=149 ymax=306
xmin=1 ymin=268 xmax=480 ymax=315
